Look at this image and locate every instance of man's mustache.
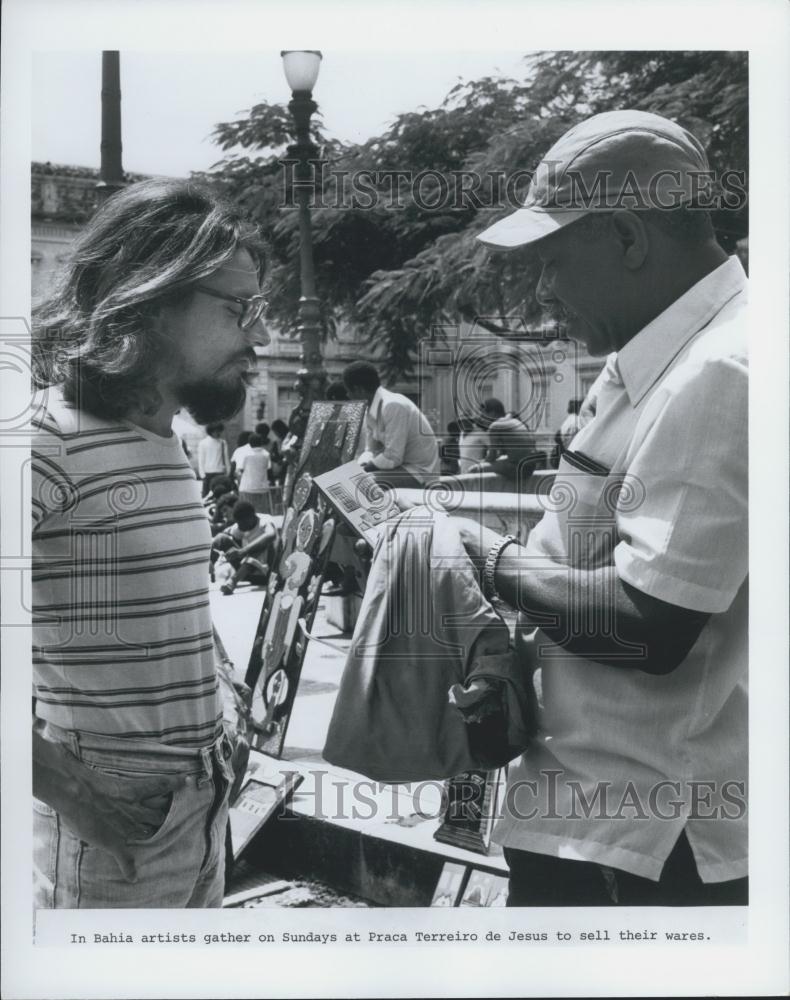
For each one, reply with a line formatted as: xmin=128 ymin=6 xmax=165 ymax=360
xmin=239 ymin=348 xmax=258 ymax=368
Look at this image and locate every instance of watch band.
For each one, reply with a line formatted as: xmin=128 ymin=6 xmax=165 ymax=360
xmin=482 ymin=534 xmax=517 ymax=601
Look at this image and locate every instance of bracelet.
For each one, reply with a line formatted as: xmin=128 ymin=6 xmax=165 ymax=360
xmin=482 ymin=534 xmax=517 ymax=601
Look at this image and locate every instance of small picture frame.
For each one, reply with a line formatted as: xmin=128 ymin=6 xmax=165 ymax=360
xmin=228 ymin=757 xmax=303 ymax=860
xmin=430 ymin=861 xmax=469 ymax=907
xmin=458 ymin=869 xmax=509 ymax=908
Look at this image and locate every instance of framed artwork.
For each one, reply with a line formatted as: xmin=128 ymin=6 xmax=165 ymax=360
xmin=430 ymin=862 xmax=470 ymax=907
xmin=229 ymin=765 xmax=304 ymax=860
xmin=459 ymin=869 xmax=509 ymax=908
xmin=433 ymin=768 xmax=505 ymax=855
xmin=244 ymin=401 xmax=367 ymax=757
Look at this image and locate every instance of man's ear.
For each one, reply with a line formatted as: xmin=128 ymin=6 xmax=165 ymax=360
xmin=610 ymin=210 xmax=649 ymax=270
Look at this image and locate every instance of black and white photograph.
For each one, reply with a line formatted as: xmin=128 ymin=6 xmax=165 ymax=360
xmin=1 ymin=1 xmax=788 ymax=997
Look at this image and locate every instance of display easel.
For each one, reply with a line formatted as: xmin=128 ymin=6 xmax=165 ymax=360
xmin=243 ymin=400 xmax=367 ymax=757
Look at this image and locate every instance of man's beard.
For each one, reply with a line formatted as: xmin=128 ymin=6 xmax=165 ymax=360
xmin=176 ymin=369 xmax=256 ymax=424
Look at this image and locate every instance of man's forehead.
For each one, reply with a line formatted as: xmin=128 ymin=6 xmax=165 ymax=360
xmin=533 ymin=226 xmax=572 ymax=257
xmin=210 ymin=250 xmax=260 ymax=293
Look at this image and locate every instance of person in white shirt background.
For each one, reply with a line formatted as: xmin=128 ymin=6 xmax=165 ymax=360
xmin=197 ymin=422 xmax=230 ymax=497
xmin=238 ymin=431 xmax=271 ymax=511
xmin=230 ymin=429 xmax=252 ymax=482
xmin=342 ymin=361 xmax=440 ymax=489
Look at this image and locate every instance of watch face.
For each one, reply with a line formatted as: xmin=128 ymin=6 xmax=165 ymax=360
xmin=291 ymin=472 xmax=313 ymax=512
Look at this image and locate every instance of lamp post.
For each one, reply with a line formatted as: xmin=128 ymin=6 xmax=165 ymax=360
xmin=281 ymin=50 xmax=327 ymax=420
xmin=96 ymin=51 xmax=125 ymax=203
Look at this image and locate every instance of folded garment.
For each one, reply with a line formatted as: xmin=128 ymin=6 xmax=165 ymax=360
xmin=323 ymin=506 xmax=537 ymax=783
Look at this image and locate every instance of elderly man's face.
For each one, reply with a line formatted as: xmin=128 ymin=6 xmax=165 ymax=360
xmin=534 ymin=218 xmax=624 ymax=357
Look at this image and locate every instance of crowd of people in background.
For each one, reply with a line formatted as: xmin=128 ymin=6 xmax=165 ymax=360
xmin=195 ymin=376 xmax=582 ymax=596
xmin=195 ymin=378 xmax=580 ymax=513
xmin=194 ymin=419 xmax=290 ymax=509
xmin=198 ymin=420 xmax=289 ymax=594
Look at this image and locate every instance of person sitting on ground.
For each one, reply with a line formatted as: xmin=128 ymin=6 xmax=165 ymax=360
xmin=203 ymin=476 xmax=239 ymax=538
xmin=238 ymin=431 xmax=271 ymax=511
xmin=210 ymin=500 xmax=277 ymax=595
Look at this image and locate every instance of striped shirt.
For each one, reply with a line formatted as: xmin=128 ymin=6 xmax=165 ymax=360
xmin=31 ymin=386 xmax=223 ymax=748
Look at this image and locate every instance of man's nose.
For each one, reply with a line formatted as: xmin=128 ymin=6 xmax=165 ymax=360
xmin=247 ymin=318 xmax=271 ymax=348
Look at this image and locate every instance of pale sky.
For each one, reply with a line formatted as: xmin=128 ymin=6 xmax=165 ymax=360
xmin=32 ymin=50 xmax=529 ymax=177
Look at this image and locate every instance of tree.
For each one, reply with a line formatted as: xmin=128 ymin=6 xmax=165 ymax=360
xmin=200 ymin=51 xmax=748 ymax=375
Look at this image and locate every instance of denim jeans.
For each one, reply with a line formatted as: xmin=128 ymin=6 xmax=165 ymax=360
xmin=33 ymin=723 xmax=234 ymax=909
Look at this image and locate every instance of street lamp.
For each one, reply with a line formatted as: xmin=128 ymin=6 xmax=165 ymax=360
xmin=281 ymin=49 xmax=327 ymax=417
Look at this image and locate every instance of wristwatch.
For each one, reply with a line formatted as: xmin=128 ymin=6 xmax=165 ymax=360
xmin=482 ymin=534 xmax=518 ymax=601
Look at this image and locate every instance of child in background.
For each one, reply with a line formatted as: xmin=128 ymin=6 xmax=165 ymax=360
xmin=210 ymin=500 xmax=277 ymax=596
xmin=204 ymin=476 xmax=239 ymax=539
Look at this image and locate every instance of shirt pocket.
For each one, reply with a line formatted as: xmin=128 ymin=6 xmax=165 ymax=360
xmin=549 ymin=451 xmax=626 ymax=567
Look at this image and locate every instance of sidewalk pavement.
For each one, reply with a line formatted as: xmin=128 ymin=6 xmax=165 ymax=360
xmin=208 ymin=581 xmax=350 ymax=763
xmin=210 ymin=578 xmax=510 ymax=908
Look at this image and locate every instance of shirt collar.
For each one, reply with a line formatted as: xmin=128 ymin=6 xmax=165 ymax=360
xmin=367 ymin=386 xmax=384 ymax=418
xmin=367 ymin=386 xmax=384 ymax=420
xmin=616 ymin=256 xmax=747 ymax=406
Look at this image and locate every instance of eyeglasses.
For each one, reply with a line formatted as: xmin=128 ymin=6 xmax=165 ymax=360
xmin=193 ymin=285 xmax=268 ymax=331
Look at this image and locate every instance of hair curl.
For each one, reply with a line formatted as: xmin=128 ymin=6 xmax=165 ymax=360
xmin=33 ymin=178 xmax=266 ymax=418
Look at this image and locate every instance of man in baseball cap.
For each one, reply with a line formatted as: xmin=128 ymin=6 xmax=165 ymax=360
xmin=477 ymin=109 xmax=712 ymax=248
xmin=458 ymin=110 xmax=748 ymax=906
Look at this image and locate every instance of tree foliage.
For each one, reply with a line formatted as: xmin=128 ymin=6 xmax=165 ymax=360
xmin=200 ymin=51 xmax=748 ymax=375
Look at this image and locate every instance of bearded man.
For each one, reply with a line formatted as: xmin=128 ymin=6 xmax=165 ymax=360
xmin=31 ymin=179 xmax=268 ymax=907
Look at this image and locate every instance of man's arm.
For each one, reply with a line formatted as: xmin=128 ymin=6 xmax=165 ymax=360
xmin=498 ymin=550 xmax=710 ymax=674
xmin=236 ymin=521 xmax=277 ymax=559
xmin=456 ymin=519 xmax=709 ymax=675
xmin=33 ymin=726 xmax=184 ymax=882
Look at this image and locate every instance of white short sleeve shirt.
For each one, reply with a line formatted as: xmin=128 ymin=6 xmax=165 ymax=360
xmin=495 ymin=257 xmax=748 ymax=882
